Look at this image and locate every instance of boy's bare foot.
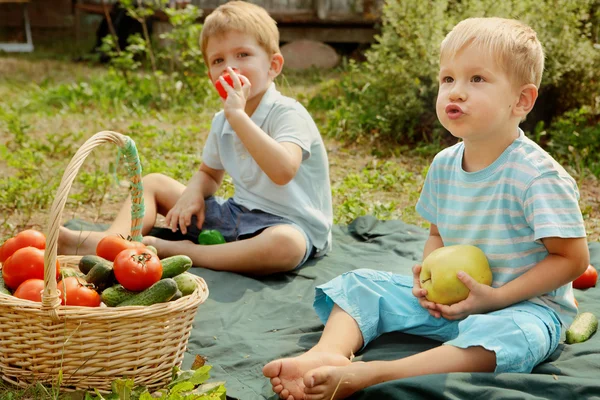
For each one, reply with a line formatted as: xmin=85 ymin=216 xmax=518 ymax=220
xmin=142 ymin=236 xmax=194 ymax=258
xmin=263 ymin=351 xmax=351 ymax=400
xmin=303 ymin=362 xmax=372 ymax=400
xmin=58 ymin=226 xmax=102 ymax=255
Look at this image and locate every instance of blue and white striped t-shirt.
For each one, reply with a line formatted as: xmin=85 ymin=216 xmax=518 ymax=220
xmin=416 ymin=129 xmax=586 ymax=327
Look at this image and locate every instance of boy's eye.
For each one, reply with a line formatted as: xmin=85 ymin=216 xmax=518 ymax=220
xmin=237 ymin=52 xmax=249 ymax=58
xmin=471 ymin=75 xmax=484 ymax=82
xmin=441 ymin=76 xmax=453 ymax=83
xmin=212 ymin=58 xmax=223 ymax=65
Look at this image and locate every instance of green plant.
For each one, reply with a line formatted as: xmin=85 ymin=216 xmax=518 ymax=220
xmin=536 ymin=106 xmax=600 ymax=178
xmin=87 ymin=365 xmax=226 ymax=400
xmin=317 ymin=0 xmax=600 ymax=149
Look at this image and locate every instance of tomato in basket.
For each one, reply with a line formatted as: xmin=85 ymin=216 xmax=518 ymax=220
xmin=96 ymin=235 xmax=146 ymax=262
xmin=13 ymin=279 xmax=45 ymax=302
xmin=57 ymin=276 xmax=101 ymax=307
xmin=0 ymin=229 xmax=46 ymax=263
xmin=2 ymin=247 xmax=60 ymax=290
xmin=113 ymin=248 xmax=162 ymax=291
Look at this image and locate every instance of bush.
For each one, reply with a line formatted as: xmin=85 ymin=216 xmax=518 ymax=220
xmin=315 ymin=0 xmax=600 ymax=158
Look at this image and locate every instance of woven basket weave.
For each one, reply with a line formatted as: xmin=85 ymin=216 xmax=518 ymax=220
xmin=0 ymin=131 xmax=209 ymax=392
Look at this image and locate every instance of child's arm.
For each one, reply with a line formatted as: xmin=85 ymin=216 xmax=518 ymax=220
xmin=227 ymin=109 xmax=303 ymax=185
xmin=164 ymin=163 xmax=224 ymax=234
xmin=436 ymin=237 xmax=589 ymax=320
xmin=220 ymin=71 xmax=302 ymax=185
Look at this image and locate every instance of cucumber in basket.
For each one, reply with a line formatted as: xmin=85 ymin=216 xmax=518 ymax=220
xmin=101 ymin=284 xmax=137 ymax=307
xmin=160 ymin=255 xmax=193 ymax=278
xmin=173 ymin=272 xmax=197 ymax=296
xmin=566 ymin=312 xmax=598 ymax=344
xmin=116 ymin=278 xmax=178 ymax=307
xmin=79 ymin=255 xmax=112 ymax=275
xmin=84 ymin=260 xmax=115 ymax=291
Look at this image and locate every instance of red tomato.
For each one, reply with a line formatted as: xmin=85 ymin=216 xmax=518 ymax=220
xmin=0 ymin=229 xmax=46 ymax=263
xmin=2 ymin=247 xmax=60 ymax=290
xmin=96 ymin=235 xmax=146 ymax=262
xmin=573 ymin=264 xmax=598 ymax=290
xmin=214 ymin=68 xmax=244 ymax=99
xmin=57 ymin=277 xmax=101 ymax=307
xmin=13 ymin=279 xmax=45 ymax=302
xmin=113 ymin=248 xmax=162 ymax=291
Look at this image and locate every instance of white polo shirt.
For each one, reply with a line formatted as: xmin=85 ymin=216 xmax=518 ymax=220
xmin=202 ymin=83 xmax=333 ymax=255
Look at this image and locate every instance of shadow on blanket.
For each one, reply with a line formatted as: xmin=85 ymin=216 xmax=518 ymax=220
xmin=65 ymin=216 xmax=600 ymax=400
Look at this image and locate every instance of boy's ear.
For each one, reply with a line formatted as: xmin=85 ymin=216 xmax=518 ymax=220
xmin=269 ymin=53 xmax=284 ymax=78
xmin=514 ymin=84 xmax=538 ymax=118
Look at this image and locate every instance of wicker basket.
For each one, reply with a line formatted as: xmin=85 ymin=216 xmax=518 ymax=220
xmin=0 ymin=131 xmax=209 ymax=392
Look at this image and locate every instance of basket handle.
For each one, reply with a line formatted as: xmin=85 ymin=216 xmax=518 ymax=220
xmin=42 ymin=131 xmax=145 ymax=316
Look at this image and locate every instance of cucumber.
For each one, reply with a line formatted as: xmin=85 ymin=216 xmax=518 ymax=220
xmin=566 ymin=312 xmax=598 ymax=344
xmin=85 ymin=262 xmax=115 ymax=291
xmin=0 ymin=275 xmax=11 ymax=295
xmin=101 ymin=284 xmax=137 ymax=307
xmin=146 ymin=245 xmax=158 ymax=254
xmin=173 ymin=272 xmax=197 ymax=296
xmin=116 ymin=278 xmax=178 ymax=307
xmin=170 ymin=289 xmax=183 ymax=301
xmin=60 ymin=267 xmax=85 ymax=279
xmin=79 ymin=255 xmax=112 ymax=275
xmin=160 ymin=255 xmax=193 ymax=279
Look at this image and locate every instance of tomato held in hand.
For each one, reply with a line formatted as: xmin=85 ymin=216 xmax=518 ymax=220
xmin=113 ymin=249 xmax=162 ymax=291
xmin=214 ymin=68 xmax=244 ymax=99
xmin=573 ymin=264 xmax=598 ymax=290
xmin=0 ymin=229 xmax=46 ymax=263
xmin=96 ymin=235 xmax=146 ymax=262
xmin=2 ymin=247 xmax=60 ymax=290
xmin=57 ymin=276 xmax=101 ymax=307
xmin=13 ymin=279 xmax=45 ymax=302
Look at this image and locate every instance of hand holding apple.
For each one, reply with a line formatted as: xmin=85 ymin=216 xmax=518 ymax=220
xmin=412 ymin=264 xmax=442 ymax=318
xmin=419 ymin=244 xmax=492 ymax=305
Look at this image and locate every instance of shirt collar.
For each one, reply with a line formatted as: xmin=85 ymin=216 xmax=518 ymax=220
xmin=221 ymin=83 xmax=279 ymax=135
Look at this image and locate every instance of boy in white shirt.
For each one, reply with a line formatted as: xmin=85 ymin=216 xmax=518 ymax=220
xmin=59 ymin=1 xmax=333 ymax=275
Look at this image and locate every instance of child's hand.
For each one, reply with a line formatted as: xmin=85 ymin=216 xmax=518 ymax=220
xmin=219 ymin=67 xmax=251 ymax=115
xmin=412 ymin=264 xmax=442 ymax=318
xmin=165 ymin=193 xmax=206 ymax=235
xmin=434 ymin=271 xmax=499 ymax=320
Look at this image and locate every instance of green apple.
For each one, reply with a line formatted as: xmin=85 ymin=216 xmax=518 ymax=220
xmin=419 ymin=244 xmax=492 ymax=305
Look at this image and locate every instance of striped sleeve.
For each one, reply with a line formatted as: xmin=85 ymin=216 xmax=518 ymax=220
xmin=523 ymin=172 xmax=586 ymax=240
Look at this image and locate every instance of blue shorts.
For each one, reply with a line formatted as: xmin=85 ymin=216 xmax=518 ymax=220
xmin=314 ymin=269 xmax=561 ymax=373
xmin=169 ymin=196 xmax=315 ymax=268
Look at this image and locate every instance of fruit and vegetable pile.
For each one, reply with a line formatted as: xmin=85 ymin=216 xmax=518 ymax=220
xmin=0 ymin=230 xmax=196 ymax=308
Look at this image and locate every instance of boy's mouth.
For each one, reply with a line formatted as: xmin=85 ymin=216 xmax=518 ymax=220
xmin=445 ymin=104 xmax=464 ymax=120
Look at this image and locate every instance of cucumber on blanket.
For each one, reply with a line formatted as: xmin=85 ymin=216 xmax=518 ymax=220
xmin=566 ymin=312 xmax=598 ymax=344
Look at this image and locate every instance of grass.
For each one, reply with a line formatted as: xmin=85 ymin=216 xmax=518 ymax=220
xmin=0 ymin=28 xmax=599 ymax=398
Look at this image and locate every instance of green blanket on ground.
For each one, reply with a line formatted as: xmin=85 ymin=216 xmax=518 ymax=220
xmin=67 ymin=216 xmax=600 ymax=399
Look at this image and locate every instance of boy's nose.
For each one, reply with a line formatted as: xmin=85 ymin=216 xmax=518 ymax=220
xmin=449 ymin=85 xmax=466 ymax=102
xmin=449 ymin=89 xmax=467 ymax=102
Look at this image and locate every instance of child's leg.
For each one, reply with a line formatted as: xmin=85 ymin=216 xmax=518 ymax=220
xmin=302 ymin=345 xmax=495 ymax=400
xmin=263 ymin=303 xmax=494 ymax=400
xmin=143 ymin=223 xmax=307 ymax=274
xmin=58 ymin=173 xmax=184 ymax=255
xmin=262 ymin=304 xmax=361 ymax=400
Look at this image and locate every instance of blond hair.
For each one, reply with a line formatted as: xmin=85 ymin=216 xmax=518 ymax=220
xmin=440 ymin=17 xmax=544 ymax=88
xmin=200 ymin=1 xmax=280 ymax=64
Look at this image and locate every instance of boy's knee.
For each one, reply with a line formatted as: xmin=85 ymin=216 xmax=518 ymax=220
xmin=142 ymin=173 xmax=169 ymax=189
xmin=265 ymin=226 xmax=306 ymax=271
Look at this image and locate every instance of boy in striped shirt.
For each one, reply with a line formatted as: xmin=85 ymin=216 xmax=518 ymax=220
xmin=264 ymin=17 xmax=589 ymax=400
